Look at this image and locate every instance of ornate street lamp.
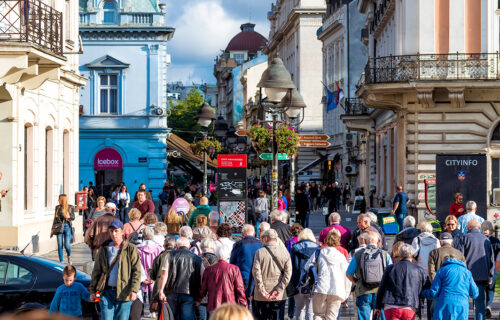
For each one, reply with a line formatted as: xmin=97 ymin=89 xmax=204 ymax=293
xmin=214 ymin=116 xmax=229 ymax=138
xmin=195 ymin=102 xmax=216 ymax=196
xmin=257 ymin=57 xmax=297 ymax=212
xmin=226 ymin=126 xmax=238 ymax=146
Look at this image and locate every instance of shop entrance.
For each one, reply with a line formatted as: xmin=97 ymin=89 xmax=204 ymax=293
xmin=94 ymin=147 xmax=124 ymax=198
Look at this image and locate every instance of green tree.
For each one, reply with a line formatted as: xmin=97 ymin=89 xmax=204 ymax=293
xmin=168 ymin=88 xmax=208 ymax=142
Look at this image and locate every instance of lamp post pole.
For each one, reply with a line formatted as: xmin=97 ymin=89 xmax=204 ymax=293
xmin=289 ymin=154 xmax=296 ymax=224
xmin=271 ymin=113 xmax=279 ymax=211
xmin=203 ymin=135 xmax=208 ymax=196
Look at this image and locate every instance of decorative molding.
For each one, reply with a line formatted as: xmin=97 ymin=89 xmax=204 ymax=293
xmin=448 ymin=87 xmax=465 ymax=108
xmin=416 ymin=89 xmax=435 ymax=108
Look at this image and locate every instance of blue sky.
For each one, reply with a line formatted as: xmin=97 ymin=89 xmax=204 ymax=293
xmin=165 ymin=0 xmax=272 ymax=85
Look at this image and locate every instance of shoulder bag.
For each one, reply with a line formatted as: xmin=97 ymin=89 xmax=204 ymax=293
xmin=50 ymin=207 xmax=64 ymax=237
xmin=96 ymin=241 xmax=129 ymax=292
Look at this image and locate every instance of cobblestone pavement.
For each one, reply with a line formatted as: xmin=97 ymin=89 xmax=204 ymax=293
xmin=41 ymin=209 xmax=500 ymax=319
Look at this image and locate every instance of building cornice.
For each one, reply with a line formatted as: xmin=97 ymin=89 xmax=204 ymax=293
xmin=80 ymin=26 xmax=175 ymax=41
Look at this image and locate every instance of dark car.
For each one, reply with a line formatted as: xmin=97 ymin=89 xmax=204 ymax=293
xmin=0 ymin=253 xmax=98 ymax=319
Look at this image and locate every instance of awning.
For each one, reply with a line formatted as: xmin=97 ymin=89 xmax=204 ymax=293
xmin=296 ymin=155 xmax=327 ymax=175
xmin=167 ymin=133 xmax=217 ymax=168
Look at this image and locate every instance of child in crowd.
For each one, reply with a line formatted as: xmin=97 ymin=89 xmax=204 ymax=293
xmin=49 ymin=265 xmax=91 ymax=317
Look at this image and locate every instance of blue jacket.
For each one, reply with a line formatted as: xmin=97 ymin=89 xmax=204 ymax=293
xmin=375 ymin=259 xmax=429 ymax=310
xmin=422 ymin=259 xmax=478 ymax=320
xmin=230 ymin=236 xmax=262 ymax=285
xmin=49 ymin=282 xmax=91 ymax=317
xmin=288 ymin=240 xmax=320 ymax=296
xmin=456 ymin=228 xmax=494 ymax=283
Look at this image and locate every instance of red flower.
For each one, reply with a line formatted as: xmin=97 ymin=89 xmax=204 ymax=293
xmin=494 ymin=212 xmax=499 ymax=219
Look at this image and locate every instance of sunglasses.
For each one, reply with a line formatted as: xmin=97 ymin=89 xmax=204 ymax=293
xmin=446 ymin=223 xmax=456 ymax=226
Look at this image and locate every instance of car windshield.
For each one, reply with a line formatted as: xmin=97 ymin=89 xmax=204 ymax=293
xmin=27 ymin=256 xmax=91 ymax=282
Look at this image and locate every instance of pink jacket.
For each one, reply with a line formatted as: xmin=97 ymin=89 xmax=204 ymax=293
xmin=137 ymin=240 xmax=164 ymax=293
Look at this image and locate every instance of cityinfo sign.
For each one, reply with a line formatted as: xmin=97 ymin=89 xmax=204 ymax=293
xmin=436 ymin=154 xmax=486 ymax=221
xmin=94 ymin=148 xmax=123 ymax=170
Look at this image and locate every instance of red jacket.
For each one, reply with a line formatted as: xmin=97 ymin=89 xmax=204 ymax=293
xmin=198 ymin=260 xmax=247 ymax=312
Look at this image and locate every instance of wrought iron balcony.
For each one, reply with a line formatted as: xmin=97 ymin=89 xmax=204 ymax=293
xmin=365 ymin=53 xmax=500 ymax=84
xmin=0 ymin=0 xmax=63 ymax=56
xmin=344 ymin=98 xmax=370 ymax=115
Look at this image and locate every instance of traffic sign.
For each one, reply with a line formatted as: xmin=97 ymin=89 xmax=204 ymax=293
xmin=259 ymin=153 xmax=289 ymax=160
xmin=236 ymin=130 xmax=248 ymax=136
xmin=298 ymin=134 xmax=330 ymax=141
xmin=298 ymin=141 xmax=331 ymax=148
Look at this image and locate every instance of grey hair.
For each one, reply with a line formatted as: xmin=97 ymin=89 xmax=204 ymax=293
xmin=280 ymin=210 xmax=289 ymax=222
xmin=176 ymin=237 xmax=190 ymax=248
xmin=200 ymin=238 xmax=216 ymax=253
xmin=298 ymin=228 xmax=316 ymax=242
xmin=241 ymin=224 xmax=255 ymax=236
xmin=259 ymin=222 xmax=271 ymax=233
xmin=329 ymin=212 xmax=341 ymax=224
xmin=440 ymin=239 xmax=453 ymax=246
xmin=399 ymin=243 xmax=415 ymax=259
xmin=270 ymin=209 xmax=285 ymax=223
xmin=164 ymin=236 xmax=176 ymax=248
xmin=262 ymin=229 xmax=278 ymax=240
xmin=417 ymin=221 xmax=433 ymax=233
xmin=357 ymin=232 xmax=368 ymax=244
xmin=481 ymin=220 xmax=494 ymax=235
xmin=467 ymin=219 xmax=481 ymax=230
xmin=365 ymin=231 xmax=379 ymax=244
xmin=179 ymin=226 xmax=193 ymax=239
xmin=465 ymin=201 xmax=477 ymax=211
xmin=366 ymin=212 xmax=378 ymax=224
xmin=142 ymin=227 xmax=154 ymax=241
xmin=215 ymin=245 xmax=232 ymax=261
xmin=209 ymin=211 xmax=220 ymax=224
xmin=403 ymin=216 xmax=416 ymax=228
xmin=358 ymin=213 xmax=371 ymax=224
xmin=153 ymin=222 xmax=168 ymax=235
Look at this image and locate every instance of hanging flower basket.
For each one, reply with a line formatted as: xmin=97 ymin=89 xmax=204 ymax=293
xmin=191 ymin=139 xmax=222 ymax=157
xmin=276 ymin=125 xmax=299 ymax=155
xmin=247 ymin=125 xmax=271 ymax=151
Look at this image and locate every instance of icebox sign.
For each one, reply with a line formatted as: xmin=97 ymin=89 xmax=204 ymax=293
xmin=436 ymin=154 xmax=486 ymax=221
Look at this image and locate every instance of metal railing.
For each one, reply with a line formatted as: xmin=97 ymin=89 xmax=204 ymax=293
xmin=0 ymin=0 xmax=62 ymax=56
xmin=365 ymin=53 xmax=500 ymax=84
xmin=344 ymin=98 xmax=370 ymax=115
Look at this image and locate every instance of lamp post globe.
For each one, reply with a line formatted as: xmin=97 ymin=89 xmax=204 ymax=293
xmin=281 ymin=88 xmax=306 ymax=118
xmin=195 ymin=102 xmax=216 ymax=127
xmin=257 ymin=57 xmax=296 ymax=103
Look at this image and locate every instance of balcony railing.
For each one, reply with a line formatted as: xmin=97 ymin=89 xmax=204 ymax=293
xmin=0 ymin=0 xmax=62 ymax=56
xmin=344 ymin=98 xmax=370 ymax=115
xmin=365 ymin=53 xmax=500 ymax=84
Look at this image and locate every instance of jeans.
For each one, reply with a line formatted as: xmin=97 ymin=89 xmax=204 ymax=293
xmin=294 ymin=293 xmax=313 ymax=320
xmin=475 ymin=283 xmax=487 ymax=320
xmin=305 ymin=213 xmax=310 ymax=228
xmin=56 ymin=223 xmax=72 ymax=262
xmin=118 ymin=207 xmax=129 ymax=223
xmin=167 ymin=293 xmax=195 ymax=320
xmin=288 ymin=296 xmax=295 ymax=318
xmin=356 ymin=293 xmax=384 ymax=320
xmin=396 ymin=213 xmax=405 ymax=232
xmin=253 ymin=300 xmax=286 ymax=320
xmin=99 ymin=288 xmax=133 ymax=320
xmin=487 ymin=272 xmax=497 ymax=307
xmin=195 ymin=304 xmax=207 ymax=320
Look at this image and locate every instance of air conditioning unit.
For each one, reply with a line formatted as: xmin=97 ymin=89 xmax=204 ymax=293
xmin=493 ymin=188 xmax=500 ymax=205
xmin=344 ymin=164 xmax=357 ymax=175
xmin=345 ymin=132 xmax=357 ymax=148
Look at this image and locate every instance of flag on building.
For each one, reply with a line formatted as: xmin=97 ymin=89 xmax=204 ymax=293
xmin=324 ymin=82 xmax=344 ymax=113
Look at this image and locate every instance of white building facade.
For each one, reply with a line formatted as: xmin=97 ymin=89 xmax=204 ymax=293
xmin=265 ymin=0 xmax=327 ymax=182
xmin=0 ymin=0 xmax=86 ymax=253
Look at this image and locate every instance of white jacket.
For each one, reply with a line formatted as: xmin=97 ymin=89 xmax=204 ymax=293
xmin=412 ymin=232 xmax=440 ymax=272
xmin=307 ymin=247 xmax=352 ymax=299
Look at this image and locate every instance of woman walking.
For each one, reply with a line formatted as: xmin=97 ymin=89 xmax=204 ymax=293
xmin=51 ymin=194 xmax=75 ymax=264
xmin=115 ymin=184 xmax=130 ymax=223
xmin=254 ymin=190 xmax=269 ymax=233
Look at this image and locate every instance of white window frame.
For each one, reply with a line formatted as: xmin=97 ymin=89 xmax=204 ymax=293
xmin=99 ymin=74 xmax=119 ymax=114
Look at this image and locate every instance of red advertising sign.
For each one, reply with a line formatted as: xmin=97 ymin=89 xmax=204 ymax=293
xmin=75 ymin=191 xmax=88 ymax=210
xmin=94 ymin=147 xmax=123 ymax=169
xmin=217 ymin=154 xmax=247 ymax=168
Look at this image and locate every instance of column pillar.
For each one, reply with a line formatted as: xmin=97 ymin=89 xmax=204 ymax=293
xmin=465 ymin=0 xmax=481 ymax=53
xmin=435 ymin=0 xmax=449 ymax=54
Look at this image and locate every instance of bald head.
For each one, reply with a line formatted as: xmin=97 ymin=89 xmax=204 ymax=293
xmin=200 ymin=196 xmax=209 ymax=205
xmin=396 ymin=185 xmax=403 ymax=192
xmin=467 ymin=219 xmax=481 ymax=231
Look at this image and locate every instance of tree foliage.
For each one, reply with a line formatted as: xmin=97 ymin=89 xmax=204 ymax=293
xmin=168 ymin=88 xmax=206 ymax=142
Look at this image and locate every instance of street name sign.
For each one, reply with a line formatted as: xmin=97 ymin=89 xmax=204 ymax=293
xmin=259 ymin=153 xmax=289 ymax=160
xmin=298 ymin=141 xmax=331 ymax=148
xmin=298 ymin=134 xmax=330 ymax=141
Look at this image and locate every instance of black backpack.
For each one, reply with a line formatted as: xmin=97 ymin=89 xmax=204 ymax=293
xmin=360 ymin=247 xmax=386 ymax=289
xmin=128 ymin=223 xmax=143 ymax=245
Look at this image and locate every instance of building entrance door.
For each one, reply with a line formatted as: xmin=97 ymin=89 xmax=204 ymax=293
xmin=95 ymin=169 xmax=123 ymax=198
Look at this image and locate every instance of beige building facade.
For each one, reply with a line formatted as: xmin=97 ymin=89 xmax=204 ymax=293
xmin=344 ymin=0 xmax=500 ymax=220
xmin=0 ymin=0 xmax=86 ymax=253
xmin=265 ymin=0 xmax=326 ymax=182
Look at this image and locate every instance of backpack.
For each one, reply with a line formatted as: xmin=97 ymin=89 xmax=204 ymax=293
xmin=360 ymin=247 xmax=386 ymax=289
xmin=298 ymin=249 xmax=321 ymax=295
xmin=128 ymin=223 xmax=144 ymax=245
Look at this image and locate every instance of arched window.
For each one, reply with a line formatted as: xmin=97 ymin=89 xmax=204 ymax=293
xmin=103 ymin=1 xmax=117 ymax=24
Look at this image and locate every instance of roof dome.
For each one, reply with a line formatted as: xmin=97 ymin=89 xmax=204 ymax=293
xmin=225 ymin=23 xmax=267 ymax=54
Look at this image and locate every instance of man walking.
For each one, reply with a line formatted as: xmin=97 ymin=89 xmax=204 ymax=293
xmin=350 ymin=214 xmax=383 ymax=251
xmin=391 ymin=185 xmax=410 ymax=232
xmin=394 ymin=215 xmax=420 ymax=245
xmin=132 ymin=190 xmax=155 ymax=219
xmin=318 ymin=212 xmax=351 ymax=249
xmin=85 ymin=202 xmax=120 ymax=260
xmin=158 ymin=237 xmax=204 ymax=320
xmin=457 ymin=200 xmax=485 ymax=234
xmin=428 ymin=232 xmax=465 ymax=282
xmin=270 ymin=210 xmax=292 ymax=245
xmin=188 ymin=196 xmax=211 ymax=228
xmin=456 ymin=219 xmax=494 ymax=320
xmin=230 ymin=224 xmax=262 ymax=293
xmin=89 ymin=220 xmax=141 ymax=320
xmin=347 ymin=231 xmax=392 ymax=320
xmin=252 ymin=229 xmax=292 ymax=320
xmin=295 ymin=187 xmax=310 ymax=227
xmin=133 ymin=183 xmax=152 ymax=201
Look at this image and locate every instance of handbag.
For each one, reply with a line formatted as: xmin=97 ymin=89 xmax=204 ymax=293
xmin=322 ymin=206 xmax=330 ymax=216
xmin=84 ymin=208 xmax=97 ymax=230
xmin=50 ymin=207 xmax=64 ymax=237
xmin=96 ymin=241 xmax=128 ymax=292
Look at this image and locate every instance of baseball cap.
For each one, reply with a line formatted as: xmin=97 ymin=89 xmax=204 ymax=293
xmin=105 ymin=202 xmax=117 ymax=209
xmin=109 ymin=220 xmax=124 ymax=230
xmin=439 ymin=232 xmax=453 ymax=240
xmin=184 ymin=193 xmax=193 ymax=201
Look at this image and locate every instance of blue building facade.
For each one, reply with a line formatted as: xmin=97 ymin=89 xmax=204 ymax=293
xmin=79 ymin=0 xmax=174 ymax=197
